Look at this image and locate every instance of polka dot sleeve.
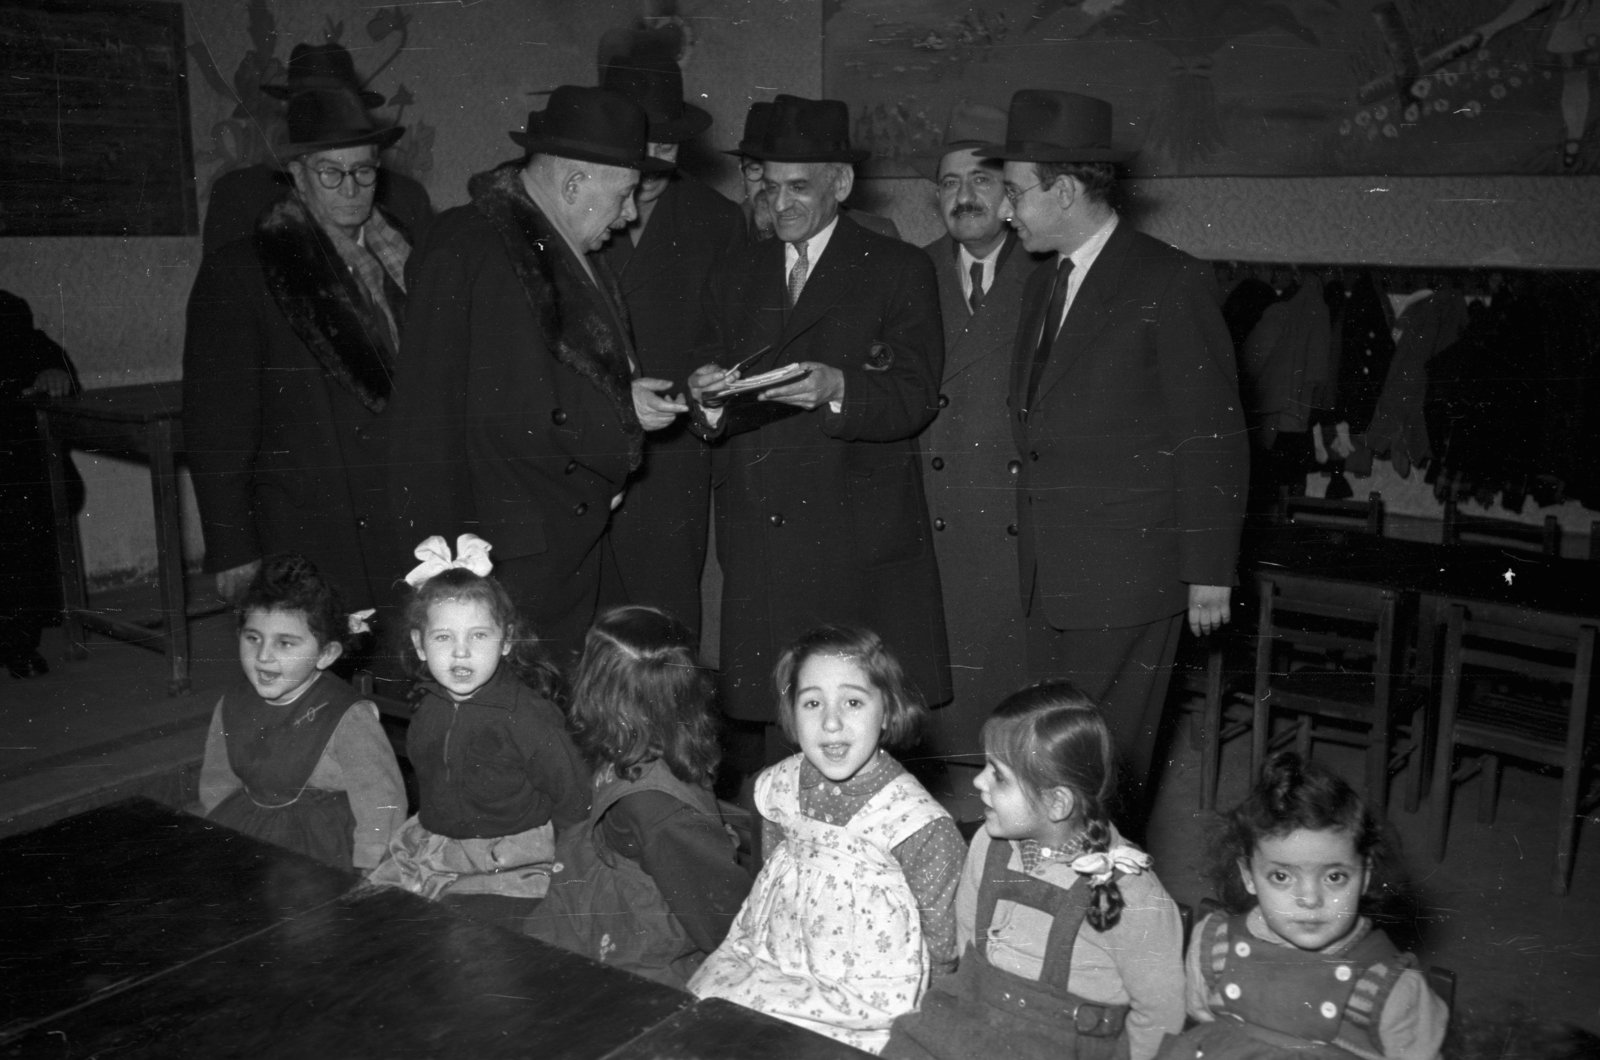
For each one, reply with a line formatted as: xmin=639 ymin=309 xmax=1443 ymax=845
xmin=891 ymin=816 xmax=968 ymax=975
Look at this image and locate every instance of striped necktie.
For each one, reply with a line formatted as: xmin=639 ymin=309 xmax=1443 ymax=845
xmin=787 ymin=239 xmax=809 ymax=308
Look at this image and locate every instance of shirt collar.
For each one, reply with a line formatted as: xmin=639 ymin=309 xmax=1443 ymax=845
xmin=1065 ymin=213 xmax=1118 ymax=276
xmin=419 ymin=665 xmax=520 ymax=710
xmin=1246 ymin=907 xmax=1373 ymax=955
xmin=786 ymin=214 xmax=841 ymax=270
xmin=796 ymin=747 xmax=896 ymax=795
xmin=957 ymin=236 xmax=1005 ymax=273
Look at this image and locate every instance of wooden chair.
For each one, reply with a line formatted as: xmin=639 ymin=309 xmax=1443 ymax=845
xmin=1173 ymin=628 xmax=1256 ymax=811
xmin=1253 ymin=573 xmax=1423 ymax=816
xmin=1441 ymin=495 xmax=1560 ymax=555
xmin=1429 ymin=601 xmax=1596 ymax=895
xmin=1278 ymin=488 xmax=1385 ymax=535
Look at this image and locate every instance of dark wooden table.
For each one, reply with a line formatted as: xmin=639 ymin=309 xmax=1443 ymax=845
xmin=0 ymin=800 xmax=869 ymax=1059
xmin=34 ymin=383 xmax=193 ymax=694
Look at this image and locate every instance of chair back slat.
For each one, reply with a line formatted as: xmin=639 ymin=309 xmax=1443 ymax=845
xmin=1279 ymin=489 xmax=1385 ymax=535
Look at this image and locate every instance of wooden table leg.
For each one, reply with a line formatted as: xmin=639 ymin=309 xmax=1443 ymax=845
xmin=148 ymin=419 xmax=191 ymax=695
xmin=37 ymin=406 xmax=88 ymax=661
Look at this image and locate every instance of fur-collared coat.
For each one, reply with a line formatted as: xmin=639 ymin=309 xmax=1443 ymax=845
xmin=183 ymin=198 xmax=425 ymax=610
xmin=388 ymin=163 xmax=641 ymax=646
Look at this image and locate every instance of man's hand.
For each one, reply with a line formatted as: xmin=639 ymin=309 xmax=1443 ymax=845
xmin=215 ymin=560 xmax=261 ymax=604
xmin=25 ymin=369 xmax=72 ymax=398
xmin=688 ymin=363 xmax=733 ymax=405
xmin=1187 ymin=584 xmax=1232 ymax=637
xmin=760 ymin=362 xmax=845 ymax=411
xmin=632 ymin=377 xmax=687 ymax=431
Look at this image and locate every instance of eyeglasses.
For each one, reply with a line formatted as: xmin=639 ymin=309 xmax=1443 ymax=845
xmin=310 ymin=164 xmax=379 ymax=190
xmin=740 ymin=160 xmax=765 ymax=181
xmin=1002 ymin=180 xmax=1043 ymax=205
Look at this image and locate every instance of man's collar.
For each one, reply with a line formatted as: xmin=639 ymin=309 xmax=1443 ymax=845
xmin=787 ymin=213 xmax=841 ymax=262
xmin=1067 ymin=213 xmax=1118 ymax=270
xmin=957 ymin=232 xmax=1006 ymax=269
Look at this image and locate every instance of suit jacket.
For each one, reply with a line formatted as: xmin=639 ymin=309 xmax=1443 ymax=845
xmin=602 ymin=174 xmax=744 ymax=634
xmin=202 ymin=164 xmax=434 ymax=258
xmin=920 ymin=231 xmax=1045 ymax=755
xmin=1011 ymin=222 xmax=1248 ymax=631
xmin=696 ymin=215 xmax=951 ymax=720
xmin=183 ymin=199 xmax=427 ymax=610
xmin=388 ymin=163 xmax=641 ymax=632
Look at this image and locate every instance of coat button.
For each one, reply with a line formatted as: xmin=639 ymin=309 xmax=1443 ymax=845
xmin=1006 ymin=524 xmax=1018 ymax=537
xmin=354 ymin=425 xmax=368 ymax=440
xmin=769 ymin=513 xmax=784 ymax=527
xmin=1030 ymin=450 xmax=1040 ymax=461
xmin=937 ymin=393 xmax=949 ymax=409
xmin=564 ymin=460 xmax=578 ymax=474
xmin=934 ymin=518 xmax=946 ymax=531
xmin=931 ymin=457 xmax=944 ymax=471
xmin=551 ymin=408 xmax=568 ymax=425
xmin=573 ymin=502 xmax=588 ymax=516
xmin=1007 ymin=460 xmax=1021 ymax=474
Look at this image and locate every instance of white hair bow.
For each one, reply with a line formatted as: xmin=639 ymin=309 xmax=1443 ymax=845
xmin=347 ymin=609 xmax=377 ymax=635
xmin=1069 ymin=844 xmax=1152 ymax=886
xmin=405 ymin=533 xmax=494 ymax=587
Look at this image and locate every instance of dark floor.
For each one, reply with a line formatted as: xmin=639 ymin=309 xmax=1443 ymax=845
xmin=2 ymin=577 xmax=1596 ymax=1039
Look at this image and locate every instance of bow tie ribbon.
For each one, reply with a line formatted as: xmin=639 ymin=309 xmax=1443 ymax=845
xmin=1069 ymin=845 xmax=1152 ymax=886
xmin=405 ymin=533 xmax=494 ymax=587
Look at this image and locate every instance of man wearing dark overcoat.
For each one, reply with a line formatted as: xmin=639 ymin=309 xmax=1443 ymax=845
xmin=917 ymin=102 xmax=1046 ymax=758
xmin=598 ymin=48 xmax=744 ymax=637
xmin=184 ymin=79 xmax=425 ymax=622
xmin=688 ymin=95 xmax=950 ymax=760
xmin=983 ymin=91 xmax=1249 ymax=810
xmin=388 ymin=87 xmax=681 ymax=656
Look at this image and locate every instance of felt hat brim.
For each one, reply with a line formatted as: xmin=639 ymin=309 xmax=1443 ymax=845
xmin=645 ymin=102 xmax=713 ymax=144
xmin=976 ymin=140 xmax=1136 ymax=164
xmin=263 ymin=84 xmax=385 ymax=108
xmin=286 ymin=124 xmax=405 ymax=158
xmin=743 ymin=143 xmax=870 ymax=164
xmin=909 ymin=139 xmax=1003 ymax=182
xmin=507 ymin=130 xmax=674 ymax=173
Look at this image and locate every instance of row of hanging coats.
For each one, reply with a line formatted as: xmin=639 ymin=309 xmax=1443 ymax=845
xmin=1220 ymin=265 xmax=1600 ymax=513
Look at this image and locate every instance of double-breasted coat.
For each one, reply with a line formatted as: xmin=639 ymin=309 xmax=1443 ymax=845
xmin=183 ymin=198 xmax=426 ymax=611
xmin=695 ymin=215 xmax=952 ymax=722
xmin=919 ymin=231 xmax=1045 ymax=756
xmin=387 ymin=163 xmax=642 ymax=649
xmin=601 ymin=174 xmax=744 ymax=636
xmin=1011 ymin=222 xmax=1249 ymax=634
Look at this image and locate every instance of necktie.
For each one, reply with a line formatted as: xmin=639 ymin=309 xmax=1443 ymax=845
xmin=968 ymin=260 xmax=986 ymax=314
xmin=787 ymin=240 xmax=809 ymax=308
xmin=1025 ymin=257 xmax=1074 ymax=410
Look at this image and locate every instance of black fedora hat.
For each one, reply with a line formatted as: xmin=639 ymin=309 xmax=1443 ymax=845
xmin=911 ymin=99 xmax=1008 ymax=181
xmin=283 ymin=86 xmax=403 ymax=156
xmin=742 ymin=94 xmax=868 ymax=165
xmin=723 ymin=101 xmax=774 ymax=157
xmin=509 ymin=85 xmax=672 ymax=172
xmin=599 ymin=48 xmax=711 ymax=144
xmin=262 ymin=43 xmax=384 ymax=108
xmin=978 ymin=90 xmax=1135 ymax=164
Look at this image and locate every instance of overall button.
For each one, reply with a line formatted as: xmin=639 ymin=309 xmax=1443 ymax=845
xmin=769 ymin=513 xmax=784 ymax=527
xmin=551 ymin=408 xmax=568 ymax=425
xmin=1334 ymin=965 xmax=1352 ymax=982
xmin=564 ymin=460 xmax=578 ymax=475
xmin=1007 ymin=460 xmax=1021 ymax=474
xmin=1319 ymin=1002 xmax=1338 ymax=1020
xmin=934 ymin=518 xmax=946 ymax=531
xmin=1234 ymin=941 xmax=1251 ymax=958
xmin=937 ymin=393 xmax=949 ymax=409
xmin=931 ymin=457 xmax=944 ymax=470
xmin=1223 ymin=983 xmax=1242 ymax=1001
xmin=573 ymin=502 xmax=588 ymax=517
xmin=1006 ymin=524 xmax=1018 ymax=537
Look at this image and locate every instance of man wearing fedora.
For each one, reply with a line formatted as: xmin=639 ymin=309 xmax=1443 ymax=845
xmin=916 ymin=101 xmax=1048 ymax=759
xmin=201 ymin=42 xmax=432 ymax=258
xmin=982 ymin=90 xmax=1248 ymax=812
xmin=184 ymin=73 xmax=420 ymax=628
xmin=687 ymin=94 xmax=951 ymax=755
xmin=388 ymin=86 xmax=682 ymax=656
xmin=597 ymin=46 xmax=744 ymax=638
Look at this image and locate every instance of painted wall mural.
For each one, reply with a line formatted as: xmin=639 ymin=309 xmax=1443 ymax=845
xmin=824 ymin=0 xmax=1600 ymax=176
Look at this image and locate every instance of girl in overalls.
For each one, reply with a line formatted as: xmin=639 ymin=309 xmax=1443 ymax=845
xmin=691 ymin=625 xmax=967 ymax=1053
xmin=200 ymin=553 xmax=405 ymax=870
xmin=1157 ymin=752 xmax=1448 ymax=1060
xmin=524 ymin=605 xmax=752 ymax=987
xmin=886 ymin=681 xmax=1185 ymax=1060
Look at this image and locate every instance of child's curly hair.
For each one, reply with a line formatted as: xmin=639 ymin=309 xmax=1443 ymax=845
xmin=566 ymin=605 xmax=720 ymax=788
xmin=1206 ymin=751 xmax=1400 ymax=915
xmin=772 ymin=624 xmax=927 ymax=751
xmin=401 ymin=567 xmax=563 ymax=702
xmin=237 ymin=554 xmax=347 ymax=649
xmin=983 ymin=680 xmax=1126 ymax=931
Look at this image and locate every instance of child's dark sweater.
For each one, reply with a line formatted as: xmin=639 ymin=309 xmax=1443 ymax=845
xmin=407 ymin=668 xmax=589 ymax=839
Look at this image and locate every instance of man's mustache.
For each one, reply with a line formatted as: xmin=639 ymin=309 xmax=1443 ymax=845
xmin=949 ymin=204 xmax=989 ymax=218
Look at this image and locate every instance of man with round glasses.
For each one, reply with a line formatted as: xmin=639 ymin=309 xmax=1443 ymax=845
xmin=184 ymin=76 xmax=425 ymax=680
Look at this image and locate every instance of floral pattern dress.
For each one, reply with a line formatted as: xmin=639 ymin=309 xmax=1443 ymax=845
xmin=689 ymin=754 xmax=948 ymax=1053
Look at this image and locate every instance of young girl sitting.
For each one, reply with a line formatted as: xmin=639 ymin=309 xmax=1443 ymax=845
xmin=1157 ymin=752 xmax=1448 ymax=1060
xmin=369 ymin=535 xmax=590 ymax=926
xmin=690 ymin=625 xmax=967 ymax=1053
xmin=885 ymin=681 xmax=1185 ymax=1060
xmin=200 ymin=554 xmax=405 ymax=871
xmin=524 ymin=606 xmax=752 ymax=986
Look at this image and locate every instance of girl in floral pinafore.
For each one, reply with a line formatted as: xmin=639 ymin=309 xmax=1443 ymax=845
xmin=690 ymin=625 xmax=967 ymax=1054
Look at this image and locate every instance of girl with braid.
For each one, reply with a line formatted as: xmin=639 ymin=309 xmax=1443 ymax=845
xmin=885 ymin=682 xmax=1184 ymax=1060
